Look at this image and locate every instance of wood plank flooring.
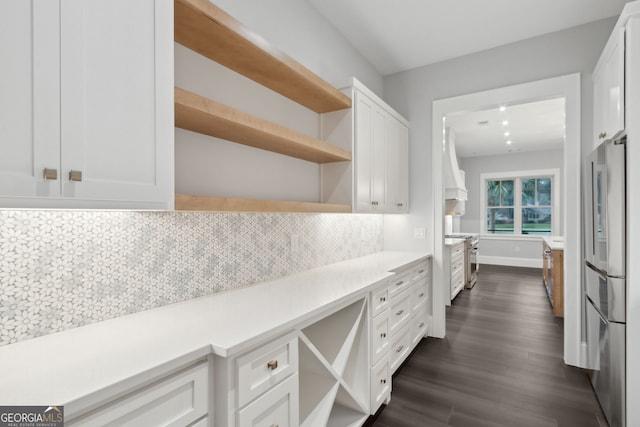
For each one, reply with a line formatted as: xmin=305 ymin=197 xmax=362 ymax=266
xmin=368 ymin=264 xmax=608 ymax=427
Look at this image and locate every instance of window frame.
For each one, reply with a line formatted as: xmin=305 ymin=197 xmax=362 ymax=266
xmin=480 ymin=168 xmax=560 ymax=237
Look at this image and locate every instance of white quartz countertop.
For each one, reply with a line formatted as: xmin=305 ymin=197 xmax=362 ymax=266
xmin=542 ymin=236 xmax=564 ymax=250
xmin=0 ymin=251 xmax=430 ymax=409
xmin=445 ymin=238 xmax=466 ymax=247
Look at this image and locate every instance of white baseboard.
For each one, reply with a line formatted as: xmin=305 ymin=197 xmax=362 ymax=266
xmin=479 ymin=255 xmax=542 ymax=269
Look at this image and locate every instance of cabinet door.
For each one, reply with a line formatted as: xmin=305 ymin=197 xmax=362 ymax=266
xmin=60 ymin=0 xmax=173 ymax=207
xmin=386 ymin=119 xmax=409 ymax=213
xmin=0 ymin=1 xmax=61 ymax=198
xmin=354 ymin=92 xmax=386 ymax=212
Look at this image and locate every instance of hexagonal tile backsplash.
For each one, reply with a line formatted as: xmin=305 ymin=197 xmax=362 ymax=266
xmin=0 ymin=210 xmax=383 ymax=346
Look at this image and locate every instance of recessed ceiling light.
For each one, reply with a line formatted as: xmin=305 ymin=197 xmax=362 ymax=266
xmin=504 ymin=131 xmax=510 ymax=137
xmin=502 ymin=120 xmax=509 ymax=126
xmin=506 ymin=140 xmax=512 ymax=145
xmin=499 ymin=105 xmax=506 ymax=112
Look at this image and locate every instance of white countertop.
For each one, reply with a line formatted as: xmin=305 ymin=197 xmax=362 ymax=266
xmin=445 ymin=238 xmax=466 ymax=247
xmin=0 ymin=251 xmax=430 ymax=409
xmin=542 ymin=236 xmax=564 ymax=250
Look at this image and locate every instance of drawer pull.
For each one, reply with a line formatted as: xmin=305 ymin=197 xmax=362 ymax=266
xmin=418 ymin=269 xmax=425 ymax=274
xmin=396 ymin=345 xmax=404 ymax=353
xmin=380 ymin=296 xmax=386 ymax=303
xmin=397 ymin=203 xmax=404 ymax=207
xmin=43 ymin=168 xmax=58 ymax=180
xmin=270 ymin=425 xmax=279 ymax=427
xmin=395 ymin=280 xmax=404 ymax=286
xmin=419 ymin=322 xmax=425 ymax=328
xmin=69 ymin=170 xmax=83 ymax=182
xmin=396 ymin=309 xmax=404 ymax=316
xmin=371 ymin=200 xmax=379 ymax=206
xmin=380 ymin=378 xmax=387 ymax=384
xmin=380 ymin=332 xmax=387 ymax=338
xmin=267 ymin=360 xmax=278 ymax=371
xmin=418 ymin=292 xmax=425 ymax=298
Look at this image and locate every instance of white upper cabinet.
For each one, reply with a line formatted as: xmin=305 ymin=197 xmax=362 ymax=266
xmin=323 ymin=78 xmax=409 ymax=213
xmin=593 ymin=27 xmax=625 ymax=147
xmin=0 ymin=0 xmax=174 ymax=209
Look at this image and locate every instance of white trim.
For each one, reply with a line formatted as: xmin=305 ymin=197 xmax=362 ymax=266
xmin=480 ymin=255 xmax=542 ymax=269
xmin=480 ymin=234 xmax=543 ymax=242
xmin=479 ymin=168 xmax=560 ymax=235
xmin=432 ymin=73 xmax=581 ymax=367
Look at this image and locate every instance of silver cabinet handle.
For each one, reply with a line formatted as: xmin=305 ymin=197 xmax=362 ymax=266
xmin=43 ymin=168 xmax=58 ymax=180
xmin=69 ymin=170 xmax=83 ymax=182
xmin=419 ymin=322 xmax=425 ymax=328
xmin=396 ymin=309 xmax=404 ymax=316
xmin=418 ymin=293 xmax=425 ymax=298
xmin=396 ymin=345 xmax=404 ymax=353
xmin=395 ymin=280 xmax=404 ymax=286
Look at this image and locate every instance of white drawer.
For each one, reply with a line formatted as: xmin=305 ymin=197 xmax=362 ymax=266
xmin=388 ymin=271 xmax=412 ymax=299
xmin=450 ymin=243 xmax=465 ymax=259
xmin=411 ymin=311 xmax=428 ymax=346
xmin=68 ymin=362 xmax=209 ymax=427
xmin=409 ymin=262 xmax=429 ymax=284
xmin=371 ymin=310 xmax=390 ymax=366
xmin=370 ymin=356 xmax=391 ymax=414
xmin=237 ymin=374 xmax=298 ymax=427
xmin=451 ymin=269 xmax=465 ymax=299
xmin=237 ymin=332 xmax=298 ymax=408
xmin=451 ymin=255 xmax=464 ymax=277
xmin=389 ymin=291 xmax=412 ymax=337
xmin=390 ymin=325 xmax=411 ymax=374
xmin=411 ymin=282 xmax=428 ymax=312
xmin=371 ymin=283 xmax=390 ymax=318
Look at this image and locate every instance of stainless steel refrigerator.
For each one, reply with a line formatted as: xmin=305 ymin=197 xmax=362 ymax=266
xmin=585 ymin=133 xmax=627 ymax=427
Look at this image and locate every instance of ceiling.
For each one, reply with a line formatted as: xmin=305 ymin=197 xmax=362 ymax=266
xmin=307 ymin=0 xmax=628 ymax=75
xmin=445 ymin=98 xmax=566 ymax=158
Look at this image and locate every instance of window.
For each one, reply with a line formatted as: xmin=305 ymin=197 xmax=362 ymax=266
xmin=481 ymin=169 xmax=559 ymax=236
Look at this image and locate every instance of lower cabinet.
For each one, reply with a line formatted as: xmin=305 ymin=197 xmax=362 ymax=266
xmin=67 ymin=361 xmax=210 ymax=427
xmin=445 ymin=241 xmax=465 ymax=304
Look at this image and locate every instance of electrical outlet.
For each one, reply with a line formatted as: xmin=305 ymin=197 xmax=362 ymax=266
xmin=413 ymin=227 xmax=426 ymax=239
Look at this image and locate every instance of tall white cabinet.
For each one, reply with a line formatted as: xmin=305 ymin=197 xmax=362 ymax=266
xmin=322 ymin=78 xmax=410 ymax=213
xmin=0 ymin=0 xmax=174 ymax=209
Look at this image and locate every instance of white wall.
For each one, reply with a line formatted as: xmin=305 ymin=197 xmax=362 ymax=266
xmin=459 ymin=149 xmax=564 ymax=268
xmin=382 ymin=18 xmax=615 ymax=252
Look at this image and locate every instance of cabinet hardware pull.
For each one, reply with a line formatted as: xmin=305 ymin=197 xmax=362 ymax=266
xmin=419 ymin=293 xmax=425 ymax=298
xmin=43 ymin=168 xmax=58 ymax=181
xmin=267 ymin=360 xmax=278 ymax=370
xmin=371 ymin=200 xmax=379 ymax=206
xmin=396 ymin=309 xmax=404 ymax=316
xmin=395 ymin=280 xmax=404 ymax=286
xmin=269 ymin=424 xmax=279 ymax=427
xmin=380 ymin=332 xmax=386 ymax=338
xmin=419 ymin=322 xmax=425 ymax=328
xmin=69 ymin=170 xmax=82 ymax=182
xmin=380 ymin=378 xmax=387 ymax=384
xmin=418 ymin=269 xmax=425 ymax=274
xmin=380 ymin=296 xmax=386 ymax=303
xmin=397 ymin=203 xmax=403 ymax=207
xmin=396 ymin=345 xmax=404 ymax=353
xmin=599 ymin=132 xmax=607 ymax=139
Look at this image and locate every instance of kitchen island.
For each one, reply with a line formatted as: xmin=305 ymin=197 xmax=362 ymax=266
xmin=542 ymin=236 xmax=564 ymax=317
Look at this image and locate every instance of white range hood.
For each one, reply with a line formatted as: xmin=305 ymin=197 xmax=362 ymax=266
xmin=444 ymin=128 xmax=467 ymax=215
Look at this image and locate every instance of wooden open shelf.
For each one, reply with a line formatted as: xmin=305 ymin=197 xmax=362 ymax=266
xmin=175 ymin=88 xmax=352 ymax=163
xmin=174 ymin=0 xmax=352 ymax=113
xmin=175 ymin=194 xmax=351 ymax=213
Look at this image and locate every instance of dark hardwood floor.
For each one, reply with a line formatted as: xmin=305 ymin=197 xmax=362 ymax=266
xmin=369 ymin=264 xmax=607 ymax=427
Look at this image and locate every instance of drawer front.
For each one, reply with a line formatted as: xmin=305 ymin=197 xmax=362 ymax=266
xmin=390 ymin=325 xmax=411 ymax=373
xmin=411 ymin=281 xmax=429 ymax=312
xmin=237 ymin=332 xmax=298 ymax=408
xmin=410 ymin=262 xmax=429 ymax=284
xmin=371 ymin=310 xmax=390 ymax=366
xmin=388 ymin=271 xmax=412 ymax=299
xmin=451 ymin=254 xmax=464 ymax=277
xmin=389 ymin=291 xmax=412 ymax=337
xmin=371 ymin=283 xmax=390 ymax=318
xmin=68 ymin=362 xmax=209 ymax=427
xmin=451 ymin=269 xmax=465 ymax=299
xmin=411 ymin=311 xmax=428 ymax=346
xmin=237 ymin=374 xmax=298 ymax=427
xmin=450 ymin=243 xmax=465 ymax=259
xmin=370 ymin=356 xmax=391 ymax=414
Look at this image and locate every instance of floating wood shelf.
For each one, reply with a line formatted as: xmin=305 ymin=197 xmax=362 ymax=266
xmin=175 ymin=88 xmax=352 ymax=163
xmin=174 ymin=0 xmax=351 ymax=113
xmin=175 ymin=194 xmax=352 ymax=213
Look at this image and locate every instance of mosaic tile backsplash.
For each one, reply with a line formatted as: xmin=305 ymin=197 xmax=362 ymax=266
xmin=0 ymin=210 xmax=383 ymax=346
